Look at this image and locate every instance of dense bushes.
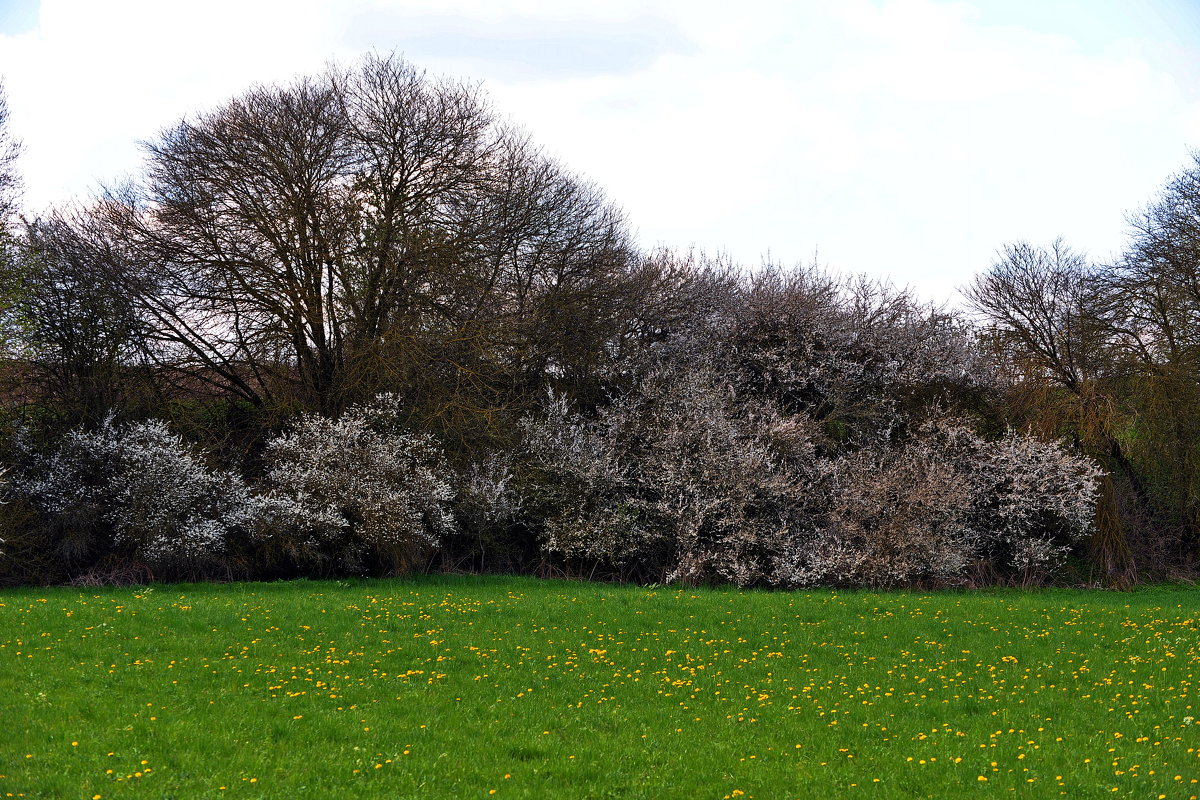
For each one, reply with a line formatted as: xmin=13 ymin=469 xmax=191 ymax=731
xmin=4 ymin=58 xmax=1192 ymax=588
xmin=0 ymin=389 xmax=1103 ymax=587
xmin=787 ymin=421 xmax=1100 ymax=587
xmin=2 ymin=397 xmax=457 ymax=583
xmin=9 ymin=418 xmax=254 ymax=579
xmin=0 ymin=294 xmax=1107 ymax=588
xmin=514 ymin=376 xmax=1100 ymax=589
xmin=517 ymin=357 xmax=821 ymax=586
xmin=260 ymin=395 xmax=456 ymax=575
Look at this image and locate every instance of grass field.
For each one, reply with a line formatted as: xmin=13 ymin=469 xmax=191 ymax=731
xmin=1 ymin=576 xmax=1197 ymax=799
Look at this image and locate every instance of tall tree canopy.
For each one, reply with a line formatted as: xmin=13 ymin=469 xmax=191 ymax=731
xmin=95 ymin=54 xmax=639 ymax=422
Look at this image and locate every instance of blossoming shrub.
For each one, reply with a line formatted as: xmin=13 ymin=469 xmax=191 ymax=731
xmin=519 ymin=359 xmax=823 ymax=586
xmin=784 ymin=420 xmax=1103 ymax=587
xmin=261 ymin=395 xmax=457 ymax=575
xmin=448 ymin=451 xmax=530 ymax=572
xmin=13 ymin=417 xmax=257 ymax=577
xmin=520 ymin=383 xmax=1102 ymax=587
xmin=968 ymin=429 xmax=1103 ymax=582
xmin=239 ymin=490 xmax=348 ymax=576
xmin=781 ymin=427 xmax=978 ymax=587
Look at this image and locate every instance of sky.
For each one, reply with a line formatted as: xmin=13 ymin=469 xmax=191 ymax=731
xmin=1 ymin=0 xmax=1198 ymax=305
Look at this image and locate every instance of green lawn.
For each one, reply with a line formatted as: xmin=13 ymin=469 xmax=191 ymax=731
xmin=1 ymin=576 xmax=1197 ymax=799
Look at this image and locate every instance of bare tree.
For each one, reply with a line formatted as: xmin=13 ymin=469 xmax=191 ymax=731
xmin=1105 ymin=152 xmax=1200 ymax=558
xmin=964 ymin=239 xmax=1114 ymax=393
xmin=0 ymin=206 xmax=156 ymax=426
xmin=1115 ymin=151 xmax=1200 ymax=367
xmin=0 ymin=81 xmax=19 ymax=223
xmin=103 ymin=54 xmax=638 ymax=422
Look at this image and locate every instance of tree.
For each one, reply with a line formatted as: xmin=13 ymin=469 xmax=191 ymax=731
xmin=1105 ymin=152 xmax=1200 ymax=559
xmin=964 ymin=240 xmax=1112 ymax=393
xmin=100 ymin=54 xmax=639 ymax=425
xmin=0 ymin=80 xmax=19 ymax=223
xmin=1118 ymin=151 xmax=1200 ymax=365
xmin=7 ymin=211 xmax=149 ymax=426
xmin=965 ymin=240 xmax=1157 ymax=581
xmin=719 ymin=263 xmax=992 ymax=446
xmin=0 ymin=81 xmax=24 ymax=356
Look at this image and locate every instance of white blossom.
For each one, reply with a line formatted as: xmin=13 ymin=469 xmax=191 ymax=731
xmin=13 ymin=416 xmax=256 ymax=568
xmin=262 ymin=394 xmax=457 ymax=573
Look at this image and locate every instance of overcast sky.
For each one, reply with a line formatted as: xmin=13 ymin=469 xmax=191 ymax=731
xmin=2 ymin=0 xmax=1198 ymax=304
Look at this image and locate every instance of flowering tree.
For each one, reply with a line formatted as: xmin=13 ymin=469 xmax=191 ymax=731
xmin=780 ymin=419 xmax=1102 ymax=587
xmin=262 ymin=395 xmax=457 ymax=574
xmin=518 ymin=350 xmax=824 ymax=585
xmin=13 ymin=417 xmax=256 ymax=575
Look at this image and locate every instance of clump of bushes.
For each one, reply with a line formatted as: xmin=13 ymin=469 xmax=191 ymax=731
xmin=0 ymin=273 xmax=1106 ymax=588
xmin=782 ymin=420 xmax=1101 ymax=588
xmin=3 ymin=396 xmax=457 ymax=583
xmin=260 ymin=394 xmax=456 ymax=575
xmin=10 ymin=417 xmax=255 ymax=579
xmin=517 ymin=360 xmax=822 ymax=586
xmin=512 ymin=378 xmax=1100 ymax=589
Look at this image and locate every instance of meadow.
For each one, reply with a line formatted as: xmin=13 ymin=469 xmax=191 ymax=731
xmin=1 ymin=576 xmax=1197 ymax=799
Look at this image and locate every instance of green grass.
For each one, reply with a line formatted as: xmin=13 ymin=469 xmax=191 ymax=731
xmin=1 ymin=576 xmax=1198 ymax=799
